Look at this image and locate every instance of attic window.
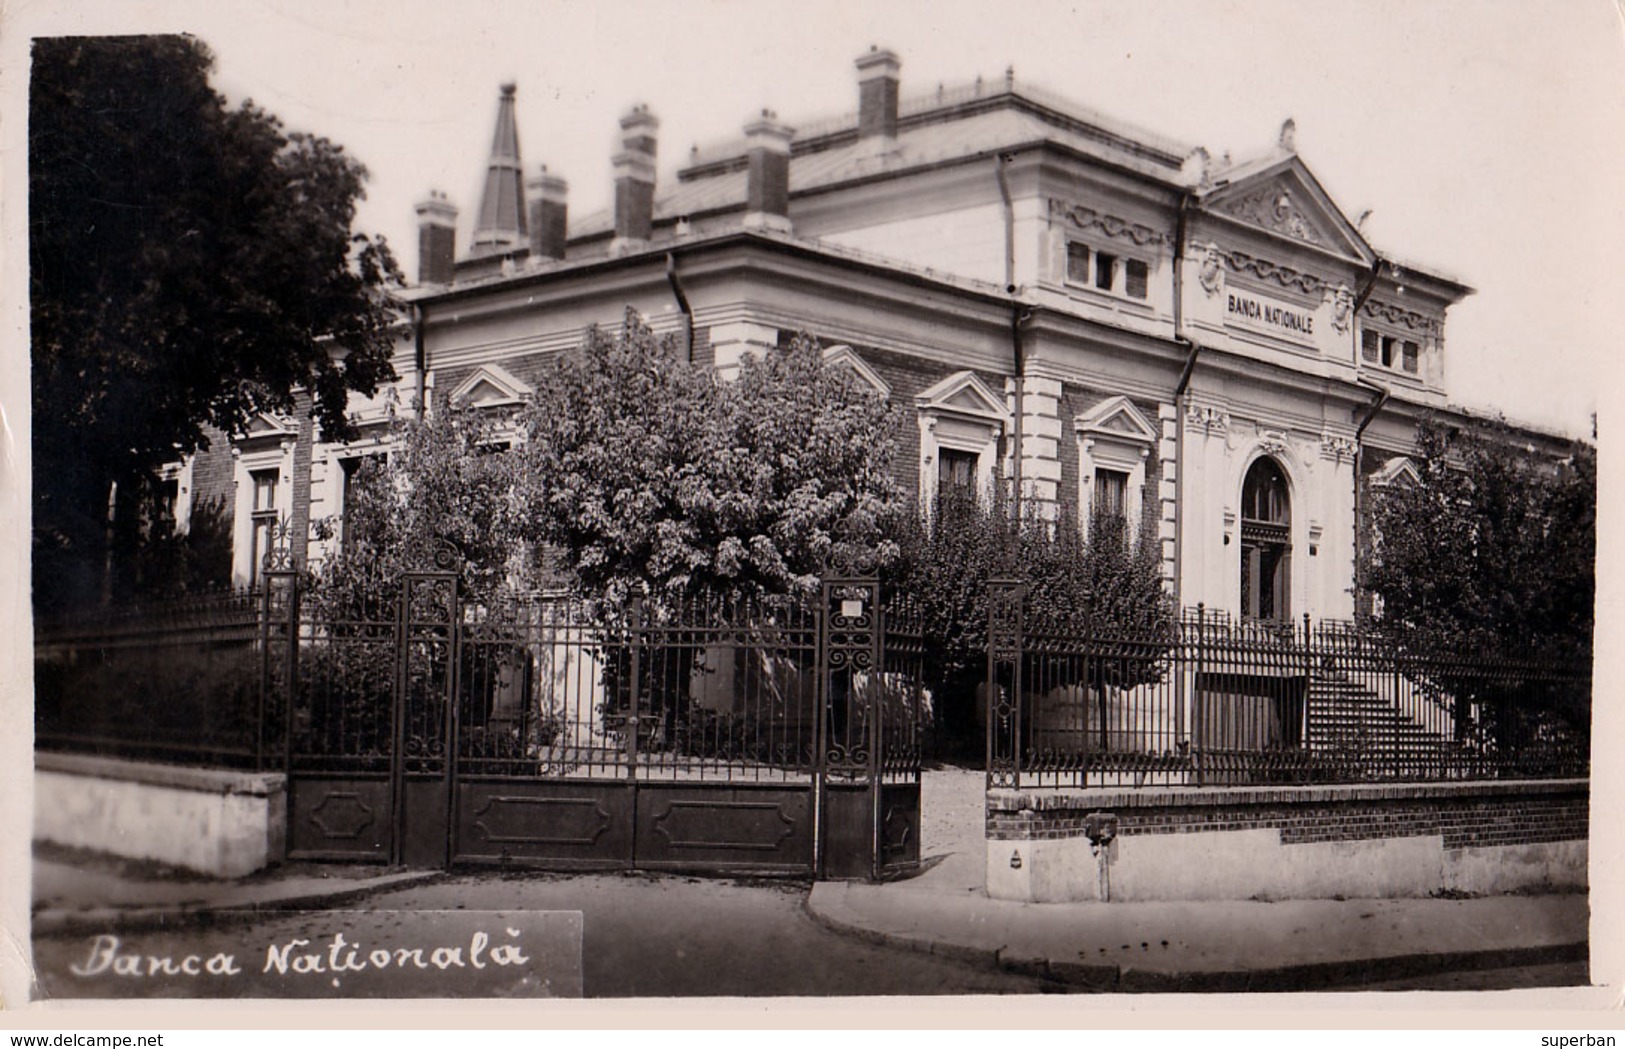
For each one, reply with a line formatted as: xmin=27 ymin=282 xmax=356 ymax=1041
xmin=1401 ymin=340 xmax=1419 ymax=374
xmin=1066 ymin=242 xmax=1090 ymax=284
xmin=1361 ymin=329 xmax=1380 ymax=364
xmin=1094 ymin=251 xmax=1117 ymax=291
xmin=1124 ymin=258 xmax=1148 ymax=299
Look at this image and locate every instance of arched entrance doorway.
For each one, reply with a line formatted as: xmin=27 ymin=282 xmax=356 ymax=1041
xmin=1240 ymin=457 xmax=1291 ymax=622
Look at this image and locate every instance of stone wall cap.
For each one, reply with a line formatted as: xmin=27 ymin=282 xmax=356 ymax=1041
xmin=986 ymin=778 xmax=1589 ymax=812
xmin=35 ymin=751 xmax=287 ymax=797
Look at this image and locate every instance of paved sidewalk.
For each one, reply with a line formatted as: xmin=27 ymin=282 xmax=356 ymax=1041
xmin=29 ymin=770 xmax=1592 ymax=992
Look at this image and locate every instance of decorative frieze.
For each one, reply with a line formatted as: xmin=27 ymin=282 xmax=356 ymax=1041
xmin=1221 ymin=248 xmax=1328 ymax=297
xmin=1362 ymin=299 xmax=1441 ymax=334
xmin=1047 ymin=198 xmax=1167 ymax=247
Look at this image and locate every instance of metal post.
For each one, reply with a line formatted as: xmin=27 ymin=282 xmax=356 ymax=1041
xmin=1193 ymin=603 xmax=1206 ymax=788
xmin=626 ymin=596 xmax=642 ymax=782
xmin=259 ymin=579 xmax=273 ymax=774
xmin=442 ymin=575 xmax=460 ymax=869
xmin=390 ymin=575 xmax=410 ymax=866
xmin=282 ymin=574 xmax=300 ymax=778
xmin=871 ymin=591 xmax=886 ymax=882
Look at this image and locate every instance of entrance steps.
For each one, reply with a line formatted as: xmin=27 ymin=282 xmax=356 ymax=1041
xmin=1306 ymin=674 xmax=1459 ymax=776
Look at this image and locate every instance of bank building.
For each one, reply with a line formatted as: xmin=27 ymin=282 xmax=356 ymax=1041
xmin=187 ymin=47 xmax=1569 ymax=625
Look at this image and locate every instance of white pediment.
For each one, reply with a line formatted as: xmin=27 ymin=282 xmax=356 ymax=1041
xmin=238 ymin=412 xmax=296 ymax=440
xmin=1371 ymin=456 xmax=1422 ymax=488
xmin=1201 ymin=156 xmax=1373 ymax=264
xmin=915 ymin=370 xmax=1010 ymax=425
xmin=449 ymin=363 xmax=533 ymax=408
xmin=822 ymin=344 xmax=890 ymax=398
xmin=1075 ymin=396 xmax=1156 ymax=445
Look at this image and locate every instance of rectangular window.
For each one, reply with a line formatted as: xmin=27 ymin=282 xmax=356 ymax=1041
xmin=252 ymin=469 xmax=278 ymax=512
xmin=249 ymin=468 xmax=279 ymax=587
xmin=1094 ymin=252 xmax=1117 ymax=291
xmin=938 ymin=448 xmax=977 ymax=497
xmin=1065 ymin=242 xmax=1090 ymax=284
xmin=1401 ymin=340 xmax=1419 ymax=373
xmin=1093 ymin=468 xmax=1128 ymax=520
xmin=1361 ymin=329 xmax=1380 ymax=363
xmin=1381 ymin=335 xmax=1398 ymax=368
xmin=1124 ymin=258 xmax=1148 ymax=299
xmin=340 ymin=456 xmax=383 ymax=552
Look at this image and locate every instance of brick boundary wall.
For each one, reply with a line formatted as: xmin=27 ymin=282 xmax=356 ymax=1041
xmin=988 ymin=781 xmax=1588 ymax=850
xmin=986 ymin=780 xmax=1588 ymax=902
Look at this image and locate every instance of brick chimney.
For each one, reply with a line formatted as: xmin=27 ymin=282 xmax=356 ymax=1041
xmin=526 ymin=165 xmax=568 ymax=261
xmin=742 ymin=110 xmax=794 ymax=233
xmin=414 ymin=190 xmax=457 ymax=285
xmin=856 ymin=46 xmax=901 ymax=147
xmin=612 ymin=105 xmax=658 ymax=254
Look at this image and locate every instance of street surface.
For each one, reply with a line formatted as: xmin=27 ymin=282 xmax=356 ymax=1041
xmin=354 ymin=871 xmax=1060 ymax=997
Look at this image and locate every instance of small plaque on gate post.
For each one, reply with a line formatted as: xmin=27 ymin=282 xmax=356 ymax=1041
xmin=841 ymin=598 xmax=865 ymax=619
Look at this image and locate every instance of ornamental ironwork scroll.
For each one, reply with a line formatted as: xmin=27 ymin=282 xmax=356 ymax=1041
xmin=986 ymin=579 xmax=1024 ymax=790
xmin=822 ymin=578 xmax=879 ymax=781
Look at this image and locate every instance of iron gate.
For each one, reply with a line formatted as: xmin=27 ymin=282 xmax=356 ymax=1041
xmin=271 ymin=565 xmax=924 ymax=879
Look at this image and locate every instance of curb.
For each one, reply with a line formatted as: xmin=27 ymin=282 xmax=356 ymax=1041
xmin=31 ymin=869 xmax=446 ymax=937
xmin=804 ymin=883 xmax=1589 ymax=993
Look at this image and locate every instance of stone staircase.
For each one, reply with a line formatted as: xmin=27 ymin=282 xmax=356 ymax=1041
xmin=1305 ymin=673 xmax=1459 ymax=777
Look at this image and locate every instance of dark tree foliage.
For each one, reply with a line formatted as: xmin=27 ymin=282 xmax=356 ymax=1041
xmin=1358 ymin=420 xmax=1593 ymax=769
xmin=1359 ymin=420 xmax=1595 ymax=660
xmin=31 ymin=35 xmax=401 ymax=609
xmin=886 ymin=491 xmax=1173 ymax=755
xmin=308 ymin=401 xmax=530 ymax=618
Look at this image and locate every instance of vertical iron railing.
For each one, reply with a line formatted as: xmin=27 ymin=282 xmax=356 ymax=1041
xmin=988 ymin=585 xmax=1588 ymax=789
xmin=986 ymin=579 xmax=1024 ymax=790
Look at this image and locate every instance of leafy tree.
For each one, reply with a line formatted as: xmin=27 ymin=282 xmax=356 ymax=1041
xmin=1359 ymin=420 xmax=1594 ymax=659
xmin=310 ymin=401 xmax=532 ymax=616
xmin=516 ymin=311 xmax=906 ymax=604
xmin=30 ymin=35 xmax=401 ymax=609
xmin=887 ymin=491 xmax=1173 ymax=757
xmin=1359 ymin=420 xmax=1593 ymax=770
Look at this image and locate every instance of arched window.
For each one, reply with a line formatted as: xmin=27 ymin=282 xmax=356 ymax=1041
xmin=1240 ymin=457 xmax=1291 ymax=622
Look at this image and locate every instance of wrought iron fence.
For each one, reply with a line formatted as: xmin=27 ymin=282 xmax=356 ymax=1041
xmin=34 ymin=587 xmax=273 ymax=769
xmin=988 ymin=587 xmax=1591 ymax=790
xmin=35 ymin=579 xmax=928 ymax=787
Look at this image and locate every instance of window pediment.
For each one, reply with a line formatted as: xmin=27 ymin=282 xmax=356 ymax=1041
xmin=449 ymin=363 xmax=533 ymax=409
xmin=1371 ymin=456 xmax=1422 ymax=488
xmin=822 ymin=345 xmax=890 ymax=398
xmin=1074 ymin=396 xmax=1156 ymax=446
xmin=915 ymin=370 xmax=1009 ymax=427
xmin=236 ymin=412 xmax=297 ymax=442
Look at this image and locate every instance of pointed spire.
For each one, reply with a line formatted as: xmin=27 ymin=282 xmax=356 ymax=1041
xmin=471 ymin=82 xmax=527 ymax=256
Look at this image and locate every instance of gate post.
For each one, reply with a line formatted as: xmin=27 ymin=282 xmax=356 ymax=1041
xmin=625 ymin=596 xmax=642 ymax=781
xmin=987 ymin=579 xmax=1024 ymax=791
xmin=817 ymin=576 xmax=880 ymax=880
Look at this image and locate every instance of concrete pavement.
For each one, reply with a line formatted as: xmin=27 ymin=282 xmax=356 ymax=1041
xmin=29 ymin=770 xmax=1592 ymax=992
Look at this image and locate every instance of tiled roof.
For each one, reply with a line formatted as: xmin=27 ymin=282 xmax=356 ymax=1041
xmin=569 ymin=82 xmax=1200 ymax=240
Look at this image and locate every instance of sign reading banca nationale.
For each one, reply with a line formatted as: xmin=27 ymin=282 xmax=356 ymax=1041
xmin=1225 ymin=288 xmax=1317 ymax=344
